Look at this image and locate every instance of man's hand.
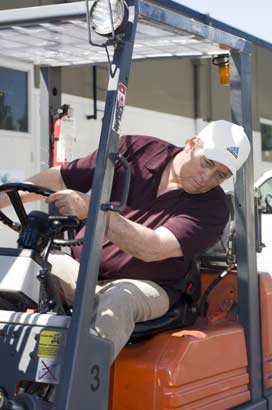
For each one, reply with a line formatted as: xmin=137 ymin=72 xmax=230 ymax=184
xmin=46 ymin=189 xmax=90 ymax=220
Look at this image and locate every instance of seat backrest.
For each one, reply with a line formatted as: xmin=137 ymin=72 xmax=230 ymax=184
xmin=179 ymin=258 xmax=201 ymax=303
xmin=202 ymin=194 xmax=235 ymax=263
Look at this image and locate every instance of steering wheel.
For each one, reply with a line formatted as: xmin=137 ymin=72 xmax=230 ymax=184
xmin=0 ymin=182 xmax=54 ymax=232
xmin=0 ymin=182 xmax=83 ymax=247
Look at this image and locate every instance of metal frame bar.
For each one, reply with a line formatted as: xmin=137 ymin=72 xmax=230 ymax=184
xmin=230 ymin=50 xmax=266 ymax=408
xmin=139 ymin=1 xmax=251 ymax=54
xmin=0 ymin=1 xmax=250 ymax=55
xmin=39 ymin=67 xmax=62 ymax=169
xmin=53 ymin=2 xmax=138 ymax=409
xmin=86 ymin=66 xmax=97 ymax=120
xmin=0 ymin=2 xmax=86 ymax=27
xmin=40 ymin=66 xmax=61 ymax=217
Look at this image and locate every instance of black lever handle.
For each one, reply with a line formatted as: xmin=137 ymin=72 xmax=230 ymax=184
xmin=101 ymin=152 xmax=131 ymax=212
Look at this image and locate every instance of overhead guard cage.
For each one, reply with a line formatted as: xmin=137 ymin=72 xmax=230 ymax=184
xmin=0 ymin=1 xmax=263 ymax=409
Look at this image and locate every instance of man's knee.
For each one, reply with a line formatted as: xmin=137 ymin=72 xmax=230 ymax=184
xmin=97 ymin=279 xmax=170 ymax=323
xmin=97 ymin=281 xmax=137 ymax=315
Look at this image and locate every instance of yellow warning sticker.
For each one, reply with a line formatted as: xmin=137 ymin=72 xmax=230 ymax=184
xmin=38 ymin=330 xmax=63 ymax=359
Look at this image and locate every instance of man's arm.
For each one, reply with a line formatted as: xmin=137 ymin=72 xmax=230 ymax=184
xmin=106 ymin=212 xmax=183 ymax=262
xmin=43 ymin=188 xmax=183 ymax=261
xmin=0 ymin=166 xmax=66 ymax=208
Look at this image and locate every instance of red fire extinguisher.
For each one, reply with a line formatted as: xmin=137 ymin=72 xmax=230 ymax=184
xmin=52 ymin=104 xmax=70 ymax=167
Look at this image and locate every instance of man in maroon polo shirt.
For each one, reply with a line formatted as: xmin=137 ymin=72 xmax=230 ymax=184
xmin=0 ymin=120 xmax=250 ymax=361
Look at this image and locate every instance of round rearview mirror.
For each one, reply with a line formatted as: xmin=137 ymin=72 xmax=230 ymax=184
xmin=90 ymin=0 xmax=129 ymax=37
xmin=265 ymin=194 xmax=272 ymax=213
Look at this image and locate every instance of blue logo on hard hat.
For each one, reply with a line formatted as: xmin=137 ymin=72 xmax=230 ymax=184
xmin=227 ymin=146 xmax=239 ymax=159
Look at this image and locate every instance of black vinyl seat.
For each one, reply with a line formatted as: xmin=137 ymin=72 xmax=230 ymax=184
xmin=130 ymin=298 xmax=199 ymax=342
xmin=130 ymin=259 xmax=200 ymax=342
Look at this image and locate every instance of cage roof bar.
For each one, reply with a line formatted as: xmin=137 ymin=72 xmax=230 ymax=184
xmin=0 ymin=1 xmax=251 ymax=67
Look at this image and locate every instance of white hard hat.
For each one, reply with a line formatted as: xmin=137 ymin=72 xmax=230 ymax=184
xmin=197 ymin=120 xmax=251 ymax=180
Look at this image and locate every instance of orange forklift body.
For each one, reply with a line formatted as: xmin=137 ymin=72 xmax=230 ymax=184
xmin=110 ymin=271 xmax=272 ymax=409
xmin=260 ymin=272 xmax=272 ymax=391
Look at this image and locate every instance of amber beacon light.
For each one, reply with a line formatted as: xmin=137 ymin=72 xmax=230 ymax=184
xmin=212 ymin=55 xmax=230 ymax=86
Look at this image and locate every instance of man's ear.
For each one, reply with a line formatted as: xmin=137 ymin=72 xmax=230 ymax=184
xmin=184 ymin=136 xmax=199 ymax=152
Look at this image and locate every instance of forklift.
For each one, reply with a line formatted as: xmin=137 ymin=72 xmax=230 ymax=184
xmin=0 ymin=0 xmax=270 ymax=409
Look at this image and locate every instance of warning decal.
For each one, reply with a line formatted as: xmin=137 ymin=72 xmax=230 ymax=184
xmin=38 ymin=330 xmax=63 ymax=359
xmin=113 ymin=82 xmax=127 ymax=133
xmin=36 ymin=358 xmax=61 ymax=384
xmin=36 ymin=330 xmax=64 ymax=384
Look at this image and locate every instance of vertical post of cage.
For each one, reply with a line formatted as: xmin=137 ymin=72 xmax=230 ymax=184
xmin=230 ymin=50 xmax=266 ymax=408
xmin=54 ymin=2 xmax=138 ymax=409
xmin=39 ymin=67 xmax=61 ymax=170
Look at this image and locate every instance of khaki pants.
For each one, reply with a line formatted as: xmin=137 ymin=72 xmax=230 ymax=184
xmin=48 ymin=252 xmax=170 ymax=361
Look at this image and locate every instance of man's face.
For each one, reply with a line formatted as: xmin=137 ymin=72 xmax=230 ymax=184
xmin=177 ymin=137 xmax=232 ymax=194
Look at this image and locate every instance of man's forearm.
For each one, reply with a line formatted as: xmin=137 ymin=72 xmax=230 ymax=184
xmin=106 ymin=212 xmax=162 ymax=262
xmin=27 ymin=166 xmax=65 ymax=191
xmin=0 ymin=166 xmax=65 ymax=209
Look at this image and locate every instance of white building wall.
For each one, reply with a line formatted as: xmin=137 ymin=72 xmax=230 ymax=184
xmin=41 ymin=92 xmax=266 ymax=195
xmin=0 ymin=91 xmax=269 ymax=247
xmin=60 ymin=93 xmax=196 ymax=160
